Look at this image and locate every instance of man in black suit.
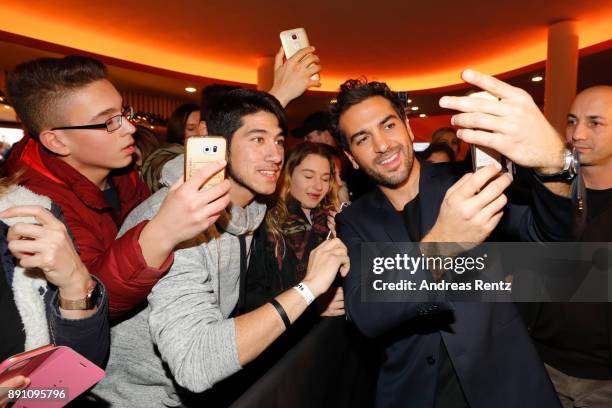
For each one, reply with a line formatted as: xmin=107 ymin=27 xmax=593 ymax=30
xmin=331 ymin=70 xmax=576 ymax=408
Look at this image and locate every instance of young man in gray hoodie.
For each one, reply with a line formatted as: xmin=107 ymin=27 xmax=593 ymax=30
xmin=93 ymin=88 xmax=349 ymax=407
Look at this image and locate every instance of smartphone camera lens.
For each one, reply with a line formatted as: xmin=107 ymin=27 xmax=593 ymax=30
xmin=291 ymin=34 xmax=297 ymax=40
xmin=205 ymin=147 xmax=210 ymax=152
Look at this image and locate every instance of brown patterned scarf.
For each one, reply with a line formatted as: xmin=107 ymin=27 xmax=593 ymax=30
xmin=269 ymin=195 xmax=331 ymax=272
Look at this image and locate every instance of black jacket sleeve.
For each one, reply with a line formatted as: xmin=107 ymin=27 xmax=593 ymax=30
xmin=501 ymin=173 xmax=574 ymax=242
xmin=45 ymin=276 xmax=109 ymax=368
xmin=337 ymin=216 xmax=451 ymax=339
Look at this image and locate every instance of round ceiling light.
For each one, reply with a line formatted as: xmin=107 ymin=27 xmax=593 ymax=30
xmin=531 ymin=76 xmax=544 ymax=82
xmin=185 ymin=87 xmax=197 ymax=93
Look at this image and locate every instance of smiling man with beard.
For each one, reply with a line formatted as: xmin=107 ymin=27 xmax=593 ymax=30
xmin=93 ymin=88 xmax=350 ymax=407
xmin=332 ymin=71 xmax=577 ymax=408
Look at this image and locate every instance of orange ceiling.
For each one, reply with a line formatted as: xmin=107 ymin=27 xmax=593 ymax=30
xmin=1 ymin=1 xmax=611 ymax=92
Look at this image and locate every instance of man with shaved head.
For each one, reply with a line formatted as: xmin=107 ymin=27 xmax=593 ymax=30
xmin=568 ymin=86 xmax=612 ymax=193
xmin=524 ymin=85 xmax=612 ymax=408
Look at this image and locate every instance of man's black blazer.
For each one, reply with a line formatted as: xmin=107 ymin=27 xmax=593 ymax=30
xmin=337 ymin=162 xmax=571 ymax=408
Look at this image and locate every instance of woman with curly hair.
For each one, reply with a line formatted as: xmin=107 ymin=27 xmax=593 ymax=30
xmin=244 ymin=142 xmax=343 ymax=317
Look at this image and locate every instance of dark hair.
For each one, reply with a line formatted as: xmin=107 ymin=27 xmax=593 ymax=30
xmin=134 ymin=125 xmax=161 ymax=166
xmin=206 ymin=89 xmax=287 ymax=147
xmin=418 ymin=142 xmax=455 ymax=162
xmin=292 ymin=111 xmax=331 ymax=138
xmin=318 ymin=143 xmax=347 ymax=178
xmin=166 ymin=103 xmax=199 ymax=144
xmin=431 ymin=127 xmax=457 ymax=144
xmin=200 ymin=84 xmax=240 ymax=123
xmin=330 ymin=78 xmax=406 ymax=151
xmin=7 ymin=56 xmax=107 ymax=137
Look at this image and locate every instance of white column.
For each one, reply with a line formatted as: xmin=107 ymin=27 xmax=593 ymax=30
xmin=544 ymin=20 xmax=579 ymax=135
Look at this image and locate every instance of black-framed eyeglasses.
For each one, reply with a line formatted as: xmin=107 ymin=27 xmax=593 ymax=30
xmin=51 ymin=106 xmax=134 ymax=133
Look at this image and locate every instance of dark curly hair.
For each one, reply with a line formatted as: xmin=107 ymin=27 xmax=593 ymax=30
xmin=329 ymin=78 xmax=405 ymax=151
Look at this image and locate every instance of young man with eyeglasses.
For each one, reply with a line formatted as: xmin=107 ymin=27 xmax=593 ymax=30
xmin=5 ymin=56 xmax=232 ymax=320
xmin=5 ymin=51 xmax=323 ymax=322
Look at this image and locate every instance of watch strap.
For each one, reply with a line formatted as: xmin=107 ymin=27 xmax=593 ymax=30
xmin=535 ymin=148 xmax=578 ymax=182
xmin=59 ymin=279 xmax=97 ymax=310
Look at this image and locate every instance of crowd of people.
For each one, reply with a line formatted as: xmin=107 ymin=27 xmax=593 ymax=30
xmin=0 ymin=41 xmax=610 ymax=408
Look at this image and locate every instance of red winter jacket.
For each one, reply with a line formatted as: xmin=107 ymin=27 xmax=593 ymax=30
xmin=4 ymin=136 xmax=173 ymax=319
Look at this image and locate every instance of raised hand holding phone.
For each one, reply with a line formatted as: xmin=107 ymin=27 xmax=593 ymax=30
xmin=280 ymin=28 xmax=320 ymax=82
xmin=421 ymin=164 xmax=512 ymax=254
xmin=184 ymin=136 xmax=227 ymax=189
xmin=439 ymin=69 xmax=565 ymax=174
xmin=139 ymin=158 xmax=231 ymax=267
xmin=269 ymin=28 xmax=322 ymax=107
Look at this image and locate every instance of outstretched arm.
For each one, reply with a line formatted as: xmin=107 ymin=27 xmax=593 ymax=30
xmin=440 ymin=69 xmax=570 ymax=197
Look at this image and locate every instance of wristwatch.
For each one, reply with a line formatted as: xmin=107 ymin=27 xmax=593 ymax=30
xmin=59 ymin=279 xmax=97 ymax=310
xmin=535 ymin=148 xmax=579 ymax=182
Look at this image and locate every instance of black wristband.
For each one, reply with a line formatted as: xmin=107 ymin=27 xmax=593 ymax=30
xmin=270 ymin=299 xmax=291 ymax=329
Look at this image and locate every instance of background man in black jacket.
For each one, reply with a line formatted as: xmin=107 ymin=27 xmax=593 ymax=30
xmin=525 ymin=85 xmax=612 ymax=408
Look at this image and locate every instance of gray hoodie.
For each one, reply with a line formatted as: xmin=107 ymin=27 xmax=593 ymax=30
xmin=92 ymin=155 xmax=266 ymax=407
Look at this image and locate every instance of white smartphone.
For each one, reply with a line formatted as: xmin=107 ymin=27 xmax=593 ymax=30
xmin=468 ymin=91 xmax=514 ymax=173
xmin=279 ymin=28 xmax=320 ymax=81
xmin=184 ymin=136 xmax=227 ymax=189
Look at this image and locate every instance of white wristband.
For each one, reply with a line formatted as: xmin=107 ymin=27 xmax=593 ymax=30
xmin=293 ymin=282 xmax=315 ymax=305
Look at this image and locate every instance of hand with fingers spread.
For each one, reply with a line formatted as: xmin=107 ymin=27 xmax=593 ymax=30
xmin=139 ymin=160 xmax=231 ymax=267
xmin=316 ymin=286 xmax=345 ymax=317
xmin=302 ymin=238 xmax=350 ymax=297
xmin=422 ymin=164 xmax=512 ymax=250
xmin=440 ymin=69 xmax=566 ymax=174
xmin=268 ymin=46 xmax=321 ymax=108
xmin=1 ymin=205 xmax=93 ymax=304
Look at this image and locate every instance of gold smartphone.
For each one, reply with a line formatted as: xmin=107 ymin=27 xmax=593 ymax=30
xmin=184 ymin=136 xmax=227 ymax=189
xmin=279 ymin=27 xmax=320 ymax=81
